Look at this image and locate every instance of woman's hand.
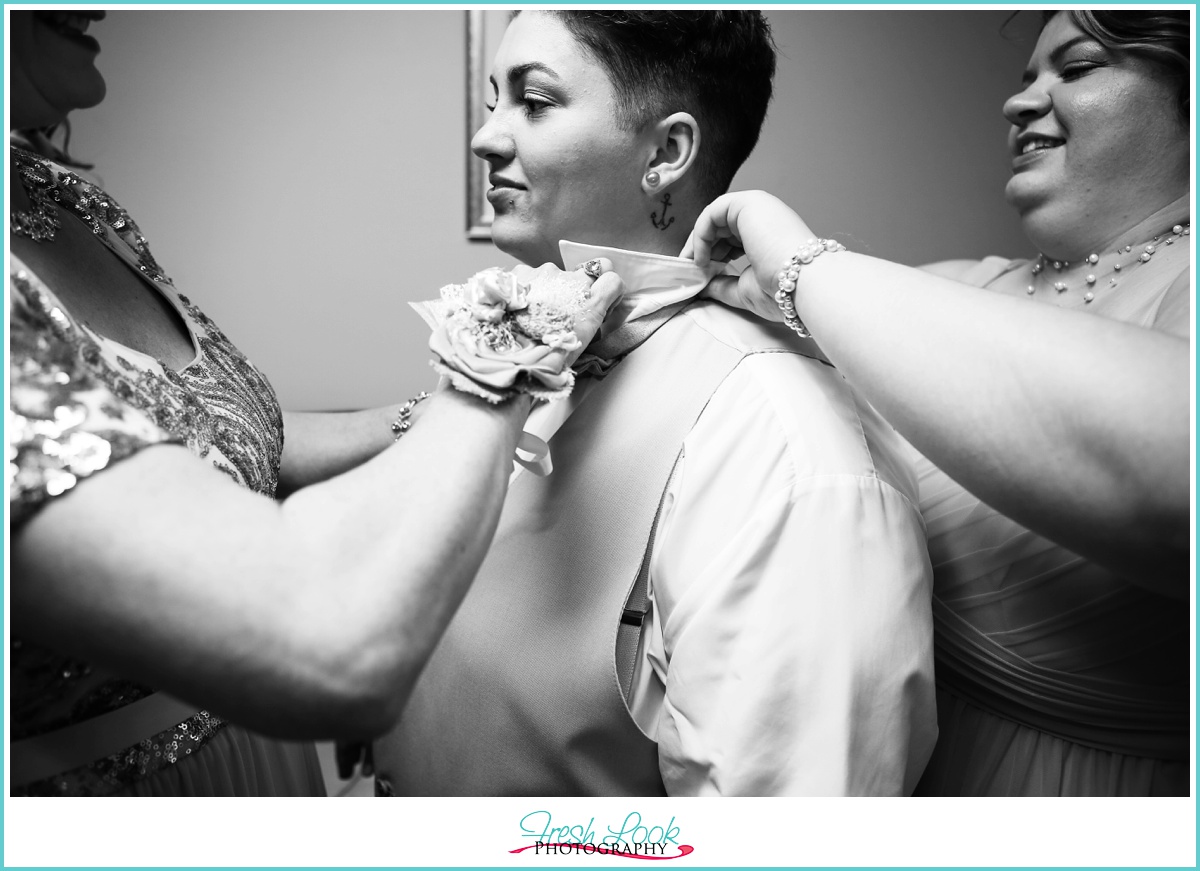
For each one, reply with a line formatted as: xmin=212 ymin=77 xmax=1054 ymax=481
xmin=422 ymin=259 xmax=625 ymax=404
xmin=680 ymin=191 xmax=816 ymax=323
xmin=509 ymin=258 xmax=624 ymax=363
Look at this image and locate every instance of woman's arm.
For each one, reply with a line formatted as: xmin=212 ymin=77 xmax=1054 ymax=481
xmin=13 ymin=267 xmax=624 ymax=739
xmin=686 ymin=191 xmax=1189 ymax=595
xmin=14 ymin=389 xmax=529 ymax=740
xmin=277 ymin=407 xmax=414 ymax=497
xmin=277 ymin=259 xmax=623 ymax=496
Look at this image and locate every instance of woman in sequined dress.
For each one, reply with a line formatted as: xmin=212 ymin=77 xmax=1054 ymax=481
xmin=7 ymin=10 xmax=621 ymax=796
xmin=688 ymin=10 xmax=1190 ymax=795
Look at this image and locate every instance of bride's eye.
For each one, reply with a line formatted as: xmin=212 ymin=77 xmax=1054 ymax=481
xmin=522 ymin=92 xmax=553 ymax=115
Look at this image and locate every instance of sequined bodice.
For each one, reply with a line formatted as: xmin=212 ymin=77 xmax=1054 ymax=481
xmin=8 ymin=148 xmax=284 ymax=793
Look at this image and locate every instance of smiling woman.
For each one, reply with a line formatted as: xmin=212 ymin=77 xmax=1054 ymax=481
xmin=688 ymin=9 xmax=1190 ymax=796
xmin=375 ymin=10 xmax=939 ymax=799
xmin=473 ymin=13 xmax=689 ymax=268
xmin=1004 ymin=13 xmax=1189 ymax=261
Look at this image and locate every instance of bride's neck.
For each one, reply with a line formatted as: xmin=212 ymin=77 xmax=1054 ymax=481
xmin=622 ymin=208 xmax=694 ymax=259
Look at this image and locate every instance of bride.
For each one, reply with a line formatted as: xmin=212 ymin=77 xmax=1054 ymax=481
xmin=374 ymin=10 xmax=937 ymax=797
xmin=687 ymin=10 xmax=1190 ymax=796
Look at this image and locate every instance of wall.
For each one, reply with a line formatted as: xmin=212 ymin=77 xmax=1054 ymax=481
xmin=70 ymin=9 xmax=1034 ymax=412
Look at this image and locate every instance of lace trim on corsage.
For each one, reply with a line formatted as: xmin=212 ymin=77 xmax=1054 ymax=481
xmin=412 ymin=267 xmax=591 ymax=404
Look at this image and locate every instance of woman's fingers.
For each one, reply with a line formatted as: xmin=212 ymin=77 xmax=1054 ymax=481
xmin=700 ymin=272 xmax=784 ymax=323
xmin=573 ymin=270 xmax=624 ymax=344
xmin=700 ymin=274 xmax=740 ymax=303
xmin=711 ymin=239 xmax=741 ymax=264
xmin=679 ymin=231 xmax=697 ymax=260
xmin=686 ymin=194 xmax=744 ymax=267
xmin=573 ymin=257 xmax=607 ymax=281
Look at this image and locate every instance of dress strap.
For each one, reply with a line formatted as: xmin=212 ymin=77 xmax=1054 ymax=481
xmin=10 ymin=693 xmax=201 ymax=787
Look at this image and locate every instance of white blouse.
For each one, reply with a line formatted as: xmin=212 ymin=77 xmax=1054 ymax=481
xmin=518 ymin=242 xmax=937 ymax=795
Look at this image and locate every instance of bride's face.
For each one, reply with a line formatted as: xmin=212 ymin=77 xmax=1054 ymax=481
xmin=472 ymin=12 xmax=652 ymax=267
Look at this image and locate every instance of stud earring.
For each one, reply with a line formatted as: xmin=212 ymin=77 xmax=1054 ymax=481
xmin=645 ymin=171 xmax=660 ymax=188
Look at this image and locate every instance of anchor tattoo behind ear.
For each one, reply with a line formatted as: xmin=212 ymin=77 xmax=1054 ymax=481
xmin=650 ymin=193 xmax=675 ymax=231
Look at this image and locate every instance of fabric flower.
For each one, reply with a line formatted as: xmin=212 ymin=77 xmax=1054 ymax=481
xmin=464 ymin=267 xmax=529 ymax=312
xmin=540 ymin=330 xmax=582 ymax=353
xmin=413 ymin=266 xmax=590 ymax=403
xmin=429 ymin=316 xmax=575 ymax=404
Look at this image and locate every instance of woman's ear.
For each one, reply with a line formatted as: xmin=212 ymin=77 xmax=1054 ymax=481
xmin=642 ymin=112 xmax=700 ymax=194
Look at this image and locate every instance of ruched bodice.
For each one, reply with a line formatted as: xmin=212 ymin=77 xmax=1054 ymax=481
xmin=912 ymin=251 xmax=1190 ymax=796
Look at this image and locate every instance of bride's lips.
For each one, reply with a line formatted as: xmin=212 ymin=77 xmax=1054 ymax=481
xmin=486 ymin=174 xmax=526 ymax=206
xmin=34 ymin=10 xmax=105 ymax=53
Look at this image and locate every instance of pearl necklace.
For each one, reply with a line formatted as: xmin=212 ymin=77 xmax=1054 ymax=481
xmin=1028 ymin=222 xmax=1190 ymax=303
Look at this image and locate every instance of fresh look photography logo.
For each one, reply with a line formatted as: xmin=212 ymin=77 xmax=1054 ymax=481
xmin=510 ymin=810 xmax=694 ymax=860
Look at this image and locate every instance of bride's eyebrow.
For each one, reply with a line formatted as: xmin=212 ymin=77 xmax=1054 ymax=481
xmin=506 ymin=61 xmax=561 ymax=84
xmin=488 ymin=61 xmax=562 ymax=95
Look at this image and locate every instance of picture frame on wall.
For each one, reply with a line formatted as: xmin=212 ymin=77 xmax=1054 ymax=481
xmin=466 ymin=9 xmax=510 ymax=241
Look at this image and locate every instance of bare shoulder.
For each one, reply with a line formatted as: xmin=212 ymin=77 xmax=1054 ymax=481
xmin=917 ymin=259 xmax=984 ymax=281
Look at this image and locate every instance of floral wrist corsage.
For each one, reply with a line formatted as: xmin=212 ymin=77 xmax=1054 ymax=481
xmin=411 ymin=266 xmax=594 ymax=404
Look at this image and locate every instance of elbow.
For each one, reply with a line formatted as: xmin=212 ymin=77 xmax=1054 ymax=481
xmin=298 ymin=638 xmax=418 ymax=740
xmin=265 ymin=599 xmax=417 ymax=739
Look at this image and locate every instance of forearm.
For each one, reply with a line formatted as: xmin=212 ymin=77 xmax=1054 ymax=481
xmin=689 ymin=192 xmax=1190 ymax=591
xmin=278 ymin=389 xmax=531 ymax=716
xmin=277 ymin=407 xmax=407 ymax=497
xmin=14 ymin=389 xmax=531 ymax=739
xmin=796 ymin=253 xmax=1190 ymax=590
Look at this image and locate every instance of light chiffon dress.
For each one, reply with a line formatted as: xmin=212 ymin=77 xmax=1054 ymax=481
xmin=912 ymin=250 xmax=1191 ymax=796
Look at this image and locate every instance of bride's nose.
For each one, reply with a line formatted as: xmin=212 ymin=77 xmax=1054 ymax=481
xmin=471 ymin=110 xmax=513 ymax=163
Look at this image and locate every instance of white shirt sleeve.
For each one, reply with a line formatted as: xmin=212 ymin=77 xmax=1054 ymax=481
xmin=645 ymin=351 xmax=936 ymax=796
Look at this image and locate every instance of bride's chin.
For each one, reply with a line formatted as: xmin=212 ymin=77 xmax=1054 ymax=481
xmin=490 ymin=226 xmax=549 ymax=268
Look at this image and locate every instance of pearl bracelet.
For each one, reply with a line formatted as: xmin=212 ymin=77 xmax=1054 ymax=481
xmin=774 ymin=238 xmax=846 ymax=338
xmin=391 ymin=391 xmax=431 ymax=440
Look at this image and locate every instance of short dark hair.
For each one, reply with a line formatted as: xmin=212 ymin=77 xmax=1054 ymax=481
xmin=1049 ymin=11 xmax=1189 ymax=122
xmin=552 ymin=11 xmax=777 ymax=199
